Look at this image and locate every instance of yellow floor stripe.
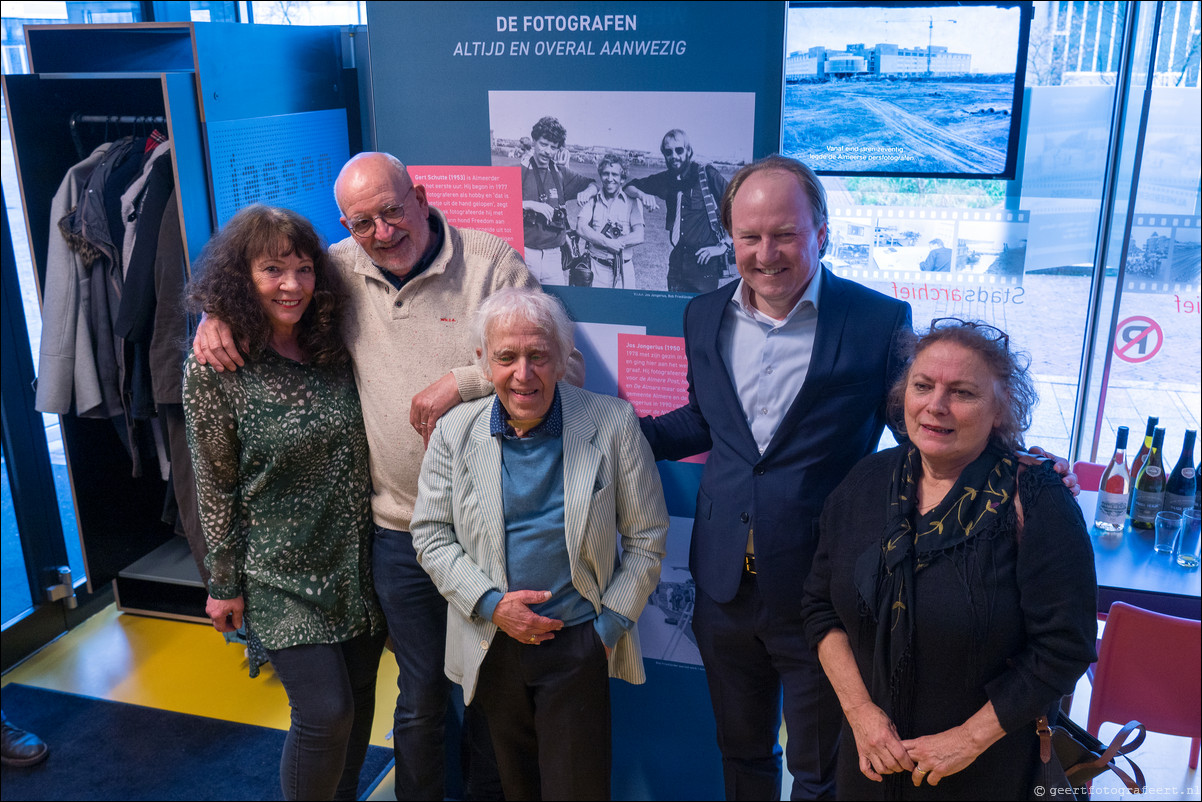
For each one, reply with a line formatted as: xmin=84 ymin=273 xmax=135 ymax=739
xmin=2 ymin=605 xmax=399 ymax=748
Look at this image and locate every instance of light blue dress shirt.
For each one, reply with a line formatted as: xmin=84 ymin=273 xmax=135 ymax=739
xmin=717 ymin=274 xmax=823 ymax=457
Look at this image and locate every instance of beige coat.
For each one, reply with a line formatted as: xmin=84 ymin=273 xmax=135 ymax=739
xmin=411 ymin=382 xmax=669 ymax=703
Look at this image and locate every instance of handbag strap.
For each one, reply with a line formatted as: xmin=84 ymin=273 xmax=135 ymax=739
xmin=1037 ymin=715 xmax=1147 ymax=795
xmin=1063 ymin=750 xmax=1145 ymax=795
xmin=1063 ymin=720 xmax=1147 ymax=794
xmin=1036 ymin=714 xmax=1053 ymax=764
xmin=1097 ymin=720 xmax=1147 ymax=761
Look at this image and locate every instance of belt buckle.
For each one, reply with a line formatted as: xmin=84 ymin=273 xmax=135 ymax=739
xmin=743 ymin=554 xmax=756 ymax=575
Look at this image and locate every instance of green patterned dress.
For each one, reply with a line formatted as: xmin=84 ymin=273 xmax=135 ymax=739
xmin=183 ymin=349 xmax=383 ymax=652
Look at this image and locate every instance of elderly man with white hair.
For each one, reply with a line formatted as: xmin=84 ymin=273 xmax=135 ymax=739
xmin=193 ymin=152 xmax=584 ymax=801
xmin=412 ymin=287 xmax=668 ymax=801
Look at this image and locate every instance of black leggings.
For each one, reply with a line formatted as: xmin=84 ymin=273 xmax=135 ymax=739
xmin=265 ymin=630 xmax=386 ymax=801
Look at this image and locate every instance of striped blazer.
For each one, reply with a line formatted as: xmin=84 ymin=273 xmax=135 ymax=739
xmin=412 ymin=381 xmax=669 ymax=704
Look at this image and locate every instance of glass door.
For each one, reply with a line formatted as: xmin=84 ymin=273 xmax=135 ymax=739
xmin=1 ymin=199 xmax=80 ymax=668
xmin=2 ymin=188 xmax=109 ymax=670
xmin=1 ymin=0 xmax=143 ymax=670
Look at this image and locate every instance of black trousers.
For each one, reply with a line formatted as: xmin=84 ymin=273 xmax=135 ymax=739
xmin=693 ymin=575 xmax=841 ymax=801
xmin=474 ymin=621 xmax=612 ymax=801
xmin=265 ymin=630 xmax=386 ymax=801
xmin=372 ymin=526 xmax=501 ymax=801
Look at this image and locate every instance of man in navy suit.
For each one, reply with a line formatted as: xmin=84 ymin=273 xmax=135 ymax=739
xmin=640 ymin=155 xmax=912 ymax=800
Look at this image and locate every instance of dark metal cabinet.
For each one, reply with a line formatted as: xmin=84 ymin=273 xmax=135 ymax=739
xmin=4 ymin=22 xmax=352 ymax=621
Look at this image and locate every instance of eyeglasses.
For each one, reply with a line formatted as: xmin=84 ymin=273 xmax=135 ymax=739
xmin=662 ymin=146 xmax=688 ymax=156
xmin=347 ymin=189 xmax=412 ymax=238
xmin=929 ymin=317 xmax=1009 ymax=348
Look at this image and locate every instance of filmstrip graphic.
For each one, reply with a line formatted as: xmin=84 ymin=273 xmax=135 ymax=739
xmin=1123 ymin=215 xmax=1201 ymax=296
xmin=826 ymin=206 xmax=1029 ymax=287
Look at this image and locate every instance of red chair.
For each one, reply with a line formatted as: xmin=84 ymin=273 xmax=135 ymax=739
xmin=1087 ymin=602 xmax=1201 ymax=769
xmin=1072 ymin=460 xmax=1106 ymax=493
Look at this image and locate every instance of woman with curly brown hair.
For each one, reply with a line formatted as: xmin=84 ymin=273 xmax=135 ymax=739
xmin=183 ymin=205 xmax=384 ymax=801
xmin=800 ymin=318 xmax=1096 ymax=800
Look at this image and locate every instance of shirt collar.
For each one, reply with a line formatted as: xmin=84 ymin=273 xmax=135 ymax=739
xmin=490 ymin=385 xmax=563 ymax=439
xmin=373 ymin=214 xmax=444 ymax=291
xmin=594 ymin=187 xmax=631 ymax=206
xmin=731 ymin=265 xmax=823 ymax=326
xmin=671 ymin=162 xmax=699 ymax=184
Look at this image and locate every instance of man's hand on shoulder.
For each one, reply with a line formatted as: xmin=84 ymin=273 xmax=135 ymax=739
xmin=576 ymin=183 xmax=600 ymax=203
xmin=193 ymin=312 xmax=245 ymax=373
xmin=1018 ymin=446 xmax=1080 ymax=496
xmin=410 ymin=371 xmax=463 ymax=449
xmin=627 ymin=186 xmax=658 ymax=211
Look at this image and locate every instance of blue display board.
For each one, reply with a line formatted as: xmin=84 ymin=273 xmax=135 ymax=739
xmin=206 ymin=109 xmax=350 ymax=247
xmin=367 ymin=4 xmax=787 ymax=798
xmin=370 ymin=2 xmax=784 ymax=166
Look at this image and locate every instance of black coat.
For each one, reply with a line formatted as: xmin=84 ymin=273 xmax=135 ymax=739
xmin=801 ymin=451 xmax=1098 ymax=800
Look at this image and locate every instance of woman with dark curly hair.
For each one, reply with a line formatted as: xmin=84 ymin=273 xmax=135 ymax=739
xmin=183 ymin=205 xmax=384 ymax=801
xmin=801 ymin=318 xmax=1097 ymax=800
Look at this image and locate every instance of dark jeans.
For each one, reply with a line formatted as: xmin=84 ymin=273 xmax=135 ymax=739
xmin=474 ymin=621 xmax=611 ymax=801
xmin=667 ymin=242 xmax=722 ymax=294
xmin=265 ymin=630 xmax=386 ymax=801
xmin=693 ymin=575 xmax=841 ymax=801
xmin=373 ymin=525 xmax=501 ymax=801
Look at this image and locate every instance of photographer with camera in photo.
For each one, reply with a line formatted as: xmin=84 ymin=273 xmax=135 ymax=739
xmin=520 ymin=116 xmax=594 ymax=285
xmin=624 ymin=129 xmax=735 ymax=294
xmin=575 ymin=153 xmax=645 ymax=289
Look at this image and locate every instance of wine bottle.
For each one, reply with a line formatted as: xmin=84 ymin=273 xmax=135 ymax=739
xmin=1164 ymin=429 xmax=1197 ymax=516
xmin=1093 ymin=426 xmax=1130 ymax=532
xmin=1128 ymin=416 xmax=1159 ymax=514
xmin=1131 ymin=427 xmax=1166 ymax=529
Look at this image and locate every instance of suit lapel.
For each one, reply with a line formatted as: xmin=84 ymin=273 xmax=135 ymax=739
xmin=697 ymin=285 xmax=761 ymax=461
xmin=464 ymin=406 xmax=508 ymax=574
xmin=559 ymin=385 xmax=600 ymax=576
xmin=764 ymin=269 xmax=849 ymax=458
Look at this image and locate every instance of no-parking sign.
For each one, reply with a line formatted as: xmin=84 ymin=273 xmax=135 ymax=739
xmin=1114 ymin=316 xmax=1163 ymax=363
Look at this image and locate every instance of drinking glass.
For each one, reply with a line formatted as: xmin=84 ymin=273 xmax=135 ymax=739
xmin=1176 ymin=509 xmax=1201 ymax=569
xmin=1154 ymin=511 xmax=1182 ymax=555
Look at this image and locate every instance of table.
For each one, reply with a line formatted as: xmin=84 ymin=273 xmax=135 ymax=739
xmin=1077 ymin=491 xmax=1202 ymax=620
